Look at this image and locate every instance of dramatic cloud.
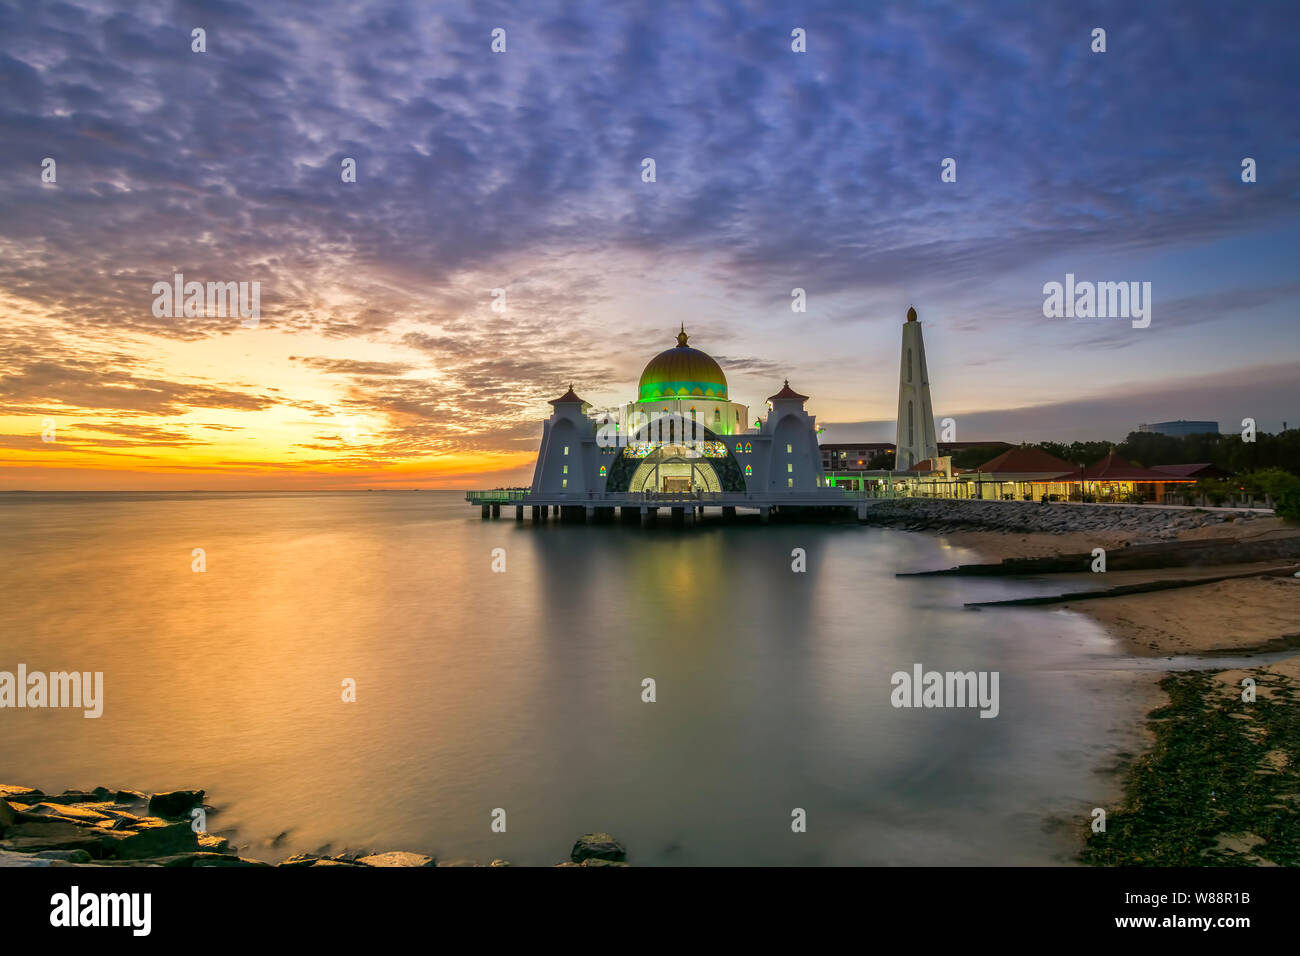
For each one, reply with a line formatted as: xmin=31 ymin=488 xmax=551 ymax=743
xmin=0 ymin=0 xmax=1296 ymax=487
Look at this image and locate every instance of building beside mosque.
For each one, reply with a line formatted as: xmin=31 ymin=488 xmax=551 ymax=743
xmin=528 ymin=325 xmax=834 ymax=505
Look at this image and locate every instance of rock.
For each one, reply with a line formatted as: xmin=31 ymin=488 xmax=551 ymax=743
xmin=356 ymin=851 xmax=436 ymax=867
xmin=570 ymin=832 xmax=626 ymax=863
xmin=106 ymin=819 xmax=200 ymax=859
xmin=144 ymin=852 xmax=239 ymax=867
xmin=191 ymin=856 xmax=269 ymax=867
xmin=0 ymin=848 xmax=69 ymax=867
xmin=435 ymin=858 xmax=481 ymax=867
xmin=553 ymin=861 xmax=580 ymax=867
xmin=114 ymin=790 xmax=147 ymax=804
xmin=277 ymin=853 xmax=322 ymax=867
xmin=0 ymin=786 xmax=43 ymax=802
xmin=23 ymin=802 xmax=114 ymax=825
xmin=0 ymin=821 xmax=105 ymax=856
xmin=91 ymin=787 xmax=113 ymax=801
xmin=40 ymin=790 xmax=98 ymax=805
xmin=147 ymin=790 xmax=204 ymax=818
xmin=142 ymin=852 xmax=267 ymax=867
xmin=308 ymin=859 xmax=364 ymax=867
xmin=98 ymin=807 xmax=145 ymax=829
xmin=35 ymin=849 xmax=93 ymax=863
xmin=0 ymin=798 xmax=14 ymax=834
xmin=197 ymin=833 xmax=230 ymax=854
xmin=581 ymin=858 xmax=630 ymax=867
xmin=488 ymin=858 xmax=512 ymax=867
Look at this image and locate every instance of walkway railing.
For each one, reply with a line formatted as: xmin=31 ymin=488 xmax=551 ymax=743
xmin=465 ymin=488 xmax=529 ymax=503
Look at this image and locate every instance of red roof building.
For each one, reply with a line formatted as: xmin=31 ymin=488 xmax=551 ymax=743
xmin=972 ymin=447 xmax=1076 ymax=478
xmin=1151 ymin=462 xmax=1230 ymax=479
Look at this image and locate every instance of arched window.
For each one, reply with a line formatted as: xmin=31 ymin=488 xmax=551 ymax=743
xmin=744 ymin=442 xmax=752 ymax=453
xmin=907 ymin=348 xmax=913 ymax=383
xmin=735 ymin=442 xmax=742 ymax=453
xmin=908 ymin=400 xmax=914 ymax=447
xmin=599 ymin=465 xmax=607 ymax=477
xmin=745 ymin=465 xmax=753 ymax=476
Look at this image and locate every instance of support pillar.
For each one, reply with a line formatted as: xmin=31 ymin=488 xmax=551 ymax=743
xmin=722 ymin=506 xmax=736 ymax=519
xmin=759 ymin=506 xmax=770 ymax=524
xmin=531 ymin=505 xmax=541 ymax=522
xmin=481 ymin=503 xmax=490 ymax=519
xmin=515 ymin=505 xmax=524 ymax=521
xmin=585 ymin=506 xmax=595 ymax=522
xmin=491 ymin=503 xmax=500 ymax=517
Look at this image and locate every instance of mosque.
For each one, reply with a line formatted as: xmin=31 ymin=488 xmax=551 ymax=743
xmin=469 ymin=308 xmax=938 ymax=522
xmin=529 ymin=323 xmax=833 ymax=502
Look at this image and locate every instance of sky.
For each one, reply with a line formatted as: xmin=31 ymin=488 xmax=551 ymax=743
xmin=1 ymin=0 xmax=1297 ymax=490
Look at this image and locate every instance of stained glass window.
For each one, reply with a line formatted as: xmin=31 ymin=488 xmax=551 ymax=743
xmin=745 ymin=465 xmax=752 ymax=476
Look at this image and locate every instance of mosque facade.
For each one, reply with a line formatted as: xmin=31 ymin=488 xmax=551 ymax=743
xmin=529 ymin=325 xmax=832 ymax=500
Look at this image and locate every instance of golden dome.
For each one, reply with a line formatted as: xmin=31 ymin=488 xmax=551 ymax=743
xmin=638 ymin=325 xmax=728 ymax=402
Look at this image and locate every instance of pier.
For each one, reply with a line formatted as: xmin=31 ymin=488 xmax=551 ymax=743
xmin=465 ymin=488 xmax=897 ymax=524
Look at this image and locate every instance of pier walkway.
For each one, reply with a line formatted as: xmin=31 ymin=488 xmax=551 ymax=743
xmin=464 ymin=488 xmax=898 ymax=524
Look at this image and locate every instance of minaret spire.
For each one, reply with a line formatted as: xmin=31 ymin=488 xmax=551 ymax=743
xmin=895 ymin=306 xmax=937 ymax=470
xmin=676 ymin=322 xmax=689 ymax=347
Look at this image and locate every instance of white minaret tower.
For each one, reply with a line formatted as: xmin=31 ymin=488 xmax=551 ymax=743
xmin=894 ymin=306 xmax=937 ymax=470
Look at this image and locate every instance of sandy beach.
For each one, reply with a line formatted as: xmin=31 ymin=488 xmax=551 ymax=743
xmin=944 ymin=511 xmax=1300 ymax=865
xmin=945 ymin=516 xmax=1300 ymax=658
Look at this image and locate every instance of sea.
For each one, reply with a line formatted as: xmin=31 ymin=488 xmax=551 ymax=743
xmin=0 ymin=490 xmax=1154 ymax=865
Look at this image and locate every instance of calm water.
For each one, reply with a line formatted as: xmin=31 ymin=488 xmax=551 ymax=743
xmin=0 ymin=491 xmax=1150 ymax=865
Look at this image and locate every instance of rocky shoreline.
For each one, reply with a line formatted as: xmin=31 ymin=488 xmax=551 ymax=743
xmin=864 ymin=497 xmax=1268 ymax=539
xmin=0 ymin=786 xmax=627 ymax=868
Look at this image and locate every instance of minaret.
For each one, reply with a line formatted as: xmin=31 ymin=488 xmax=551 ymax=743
xmin=894 ymin=306 xmax=937 ymax=470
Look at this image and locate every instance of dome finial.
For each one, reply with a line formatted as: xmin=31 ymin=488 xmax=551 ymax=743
xmin=906 ymin=305 xmax=917 ymax=322
xmin=676 ymin=323 xmax=689 ymax=347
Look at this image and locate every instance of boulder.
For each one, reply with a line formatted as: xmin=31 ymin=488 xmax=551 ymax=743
xmin=35 ymin=849 xmax=93 ymax=863
xmin=0 ymin=798 xmax=14 ymax=834
xmin=114 ymin=790 xmax=147 ymax=805
xmin=40 ymin=790 xmax=98 ymax=805
xmin=434 ymin=858 xmax=481 ymax=867
xmin=0 ymin=821 xmax=105 ymax=856
xmin=106 ymin=819 xmax=200 ymax=859
xmin=197 ymin=833 xmax=230 ymax=854
xmin=0 ymin=786 xmax=43 ymax=802
xmin=307 ymin=859 xmax=364 ymax=867
xmin=23 ymin=802 xmax=114 ymax=825
xmin=191 ymin=856 xmax=269 ymax=867
xmin=277 ymin=853 xmax=323 ymax=867
xmin=0 ymin=848 xmax=69 ymax=867
xmin=581 ymin=858 xmax=629 ymax=867
xmin=570 ymin=832 xmax=626 ymax=863
xmin=488 ymin=858 xmax=512 ymax=867
xmin=147 ymin=790 xmax=204 ymax=818
xmin=356 ymin=851 xmax=436 ymax=867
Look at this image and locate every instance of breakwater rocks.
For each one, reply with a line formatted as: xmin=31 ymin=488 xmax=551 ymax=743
xmin=864 ymin=498 xmax=1269 ymax=539
xmin=0 ymin=785 xmax=628 ymax=868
